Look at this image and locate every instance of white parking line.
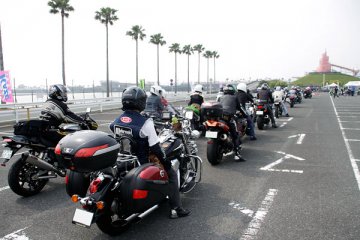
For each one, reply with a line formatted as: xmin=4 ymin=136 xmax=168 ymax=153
xmin=330 ymin=96 xmax=360 ymax=192
xmin=229 ymin=202 xmax=254 ymax=217
xmin=0 ymin=186 xmax=10 ymax=192
xmin=339 ymin=121 xmax=360 ymax=123
xmin=0 ymin=227 xmax=29 ymax=240
xmin=240 ymin=189 xmax=278 ymax=240
xmin=279 ymin=122 xmax=287 ymax=128
xmin=341 ymin=127 xmax=360 ymax=131
xmin=346 ymin=139 xmax=360 ymax=142
xmin=296 ymin=134 xmax=306 ymax=144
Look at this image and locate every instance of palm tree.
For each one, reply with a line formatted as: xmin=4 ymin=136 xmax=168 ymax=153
xmin=95 ymin=7 xmax=118 ymax=98
xmin=182 ymin=45 xmax=193 ymax=92
xmin=203 ymin=50 xmax=213 ymax=93
xmin=126 ymin=25 xmax=146 ymax=86
xmin=193 ymin=44 xmax=205 ymax=84
xmin=212 ymin=51 xmax=220 ymax=85
xmin=149 ymin=33 xmax=166 ymax=85
xmin=169 ymin=43 xmax=181 ymax=94
xmin=48 ymin=0 xmax=74 ymax=86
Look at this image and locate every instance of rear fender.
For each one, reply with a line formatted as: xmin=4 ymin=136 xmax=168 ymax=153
xmin=204 ymin=120 xmax=229 ymax=132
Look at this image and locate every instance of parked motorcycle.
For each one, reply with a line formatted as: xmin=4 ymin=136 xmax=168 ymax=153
xmin=287 ymin=90 xmax=297 ymax=108
xmin=183 ymin=103 xmax=204 ymax=133
xmin=0 ymin=108 xmax=97 ymax=197
xmin=201 ymin=101 xmax=241 ymax=165
xmin=273 ymin=99 xmax=283 ymax=118
xmin=59 ymin=117 xmax=202 ymax=235
xmin=254 ymin=100 xmax=271 ymax=130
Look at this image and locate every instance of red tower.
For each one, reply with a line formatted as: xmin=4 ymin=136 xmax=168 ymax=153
xmin=317 ymin=51 xmax=331 ymax=73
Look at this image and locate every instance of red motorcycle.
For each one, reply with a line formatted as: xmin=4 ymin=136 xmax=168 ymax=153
xmin=201 ymin=101 xmax=240 ymax=165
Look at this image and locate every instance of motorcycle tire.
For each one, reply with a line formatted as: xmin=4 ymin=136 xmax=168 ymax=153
xmin=257 ymin=117 xmax=264 ymax=130
xmin=275 ymin=106 xmax=279 ymax=118
xmin=96 ymin=210 xmax=130 ymax=236
xmin=8 ymin=156 xmax=48 ymax=197
xmin=180 ymin=156 xmax=200 ymax=193
xmin=66 ymin=171 xmax=90 ymax=197
xmin=290 ymin=101 xmax=294 ymax=108
xmin=207 ymin=140 xmax=222 ymax=165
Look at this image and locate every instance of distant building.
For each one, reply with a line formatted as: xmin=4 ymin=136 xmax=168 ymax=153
xmin=316 ymin=51 xmax=331 ymax=73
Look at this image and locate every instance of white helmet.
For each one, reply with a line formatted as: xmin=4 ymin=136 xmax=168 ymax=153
xmin=237 ymin=83 xmax=247 ymax=92
xmin=150 ymin=85 xmax=163 ymax=96
xmin=275 ymin=86 xmax=281 ymax=91
xmin=193 ymin=84 xmax=203 ymax=94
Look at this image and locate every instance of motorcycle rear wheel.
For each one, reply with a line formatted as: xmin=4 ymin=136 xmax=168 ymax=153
xmin=8 ymin=156 xmax=48 ymax=197
xmin=257 ymin=117 xmax=264 ymax=130
xmin=290 ymin=101 xmax=294 ymax=108
xmin=96 ymin=211 xmax=130 ymax=236
xmin=275 ymin=106 xmax=279 ymax=118
xmin=207 ymin=140 xmax=222 ymax=165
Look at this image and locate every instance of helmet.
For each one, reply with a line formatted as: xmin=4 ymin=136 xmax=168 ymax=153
xmin=49 ymin=84 xmax=69 ymax=102
xmin=122 ymin=86 xmax=147 ymax=111
xmin=193 ymin=84 xmax=203 ymax=94
xmin=223 ymin=84 xmax=236 ymax=95
xmin=237 ymin=83 xmax=247 ymax=92
xmin=261 ymin=83 xmax=269 ymax=90
xmin=150 ymin=85 xmax=163 ymax=96
xmin=275 ymin=86 xmax=281 ymax=91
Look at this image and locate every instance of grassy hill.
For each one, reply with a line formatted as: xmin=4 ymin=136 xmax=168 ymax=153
xmin=293 ymin=73 xmax=359 ymax=87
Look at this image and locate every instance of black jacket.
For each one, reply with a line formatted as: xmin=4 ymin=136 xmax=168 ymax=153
xmin=220 ymin=94 xmax=241 ymax=116
xmin=188 ymin=94 xmax=204 ymax=106
xmin=236 ymin=90 xmax=254 ymax=108
xmin=257 ymin=89 xmax=274 ymax=104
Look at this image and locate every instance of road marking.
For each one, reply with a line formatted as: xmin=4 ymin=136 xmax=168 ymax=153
xmin=345 ymin=139 xmax=360 ymax=142
xmin=330 ymin=96 xmax=360 ymax=192
xmin=99 ymin=122 xmax=111 ymax=126
xmin=0 ymin=131 xmax=12 ymax=135
xmin=279 ymin=122 xmax=287 ymax=128
xmin=339 ymin=121 xmax=360 ymax=123
xmin=0 ymin=227 xmax=29 ymax=240
xmin=0 ymin=186 xmax=10 ymax=192
xmin=229 ymin=202 xmax=254 ymax=217
xmin=260 ymin=152 xmax=305 ymax=173
xmin=288 ymin=133 xmax=306 ymax=144
xmin=341 ymin=127 xmax=360 ymax=131
xmin=240 ymin=189 xmax=278 ymax=240
xmin=287 ymin=117 xmax=294 ymax=121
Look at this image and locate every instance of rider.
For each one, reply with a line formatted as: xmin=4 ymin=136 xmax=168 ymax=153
xmin=220 ymin=84 xmax=243 ymax=160
xmin=257 ymin=83 xmax=277 ymax=128
xmin=109 ymin=86 xmax=190 ymax=219
xmin=236 ymin=83 xmax=257 ymax=140
xmin=39 ymin=84 xmax=85 ymax=126
xmin=189 ymin=84 xmax=204 ymax=108
xmin=272 ymin=86 xmax=290 ymax=117
xmin=144 ymin=85 xmax=164 ymax=118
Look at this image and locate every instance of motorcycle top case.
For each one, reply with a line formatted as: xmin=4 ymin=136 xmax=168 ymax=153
xmin=55 ymin=130 xmax=120 ymax=173
xmin=201 ymin=101 xmax=223 ymax=118
xmin=119 ymin=163 xmax=169 ymax=214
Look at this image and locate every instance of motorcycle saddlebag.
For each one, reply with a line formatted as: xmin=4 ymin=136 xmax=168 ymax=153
xmin=201 ymin=101 xmax=223 ymax=119
xmin=55 ymin=130 xmax=120 ymax=173
xmin=119 ymin=163 xmax=169 ymax=214
xmin=13 ymin=120 xmax=50 ymax=137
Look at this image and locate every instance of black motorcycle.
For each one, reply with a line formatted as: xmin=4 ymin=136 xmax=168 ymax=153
xmin=0 ymin=109 xmax=97 ymax=197
xmin=60 ymin=116 xmax=202 ymax=235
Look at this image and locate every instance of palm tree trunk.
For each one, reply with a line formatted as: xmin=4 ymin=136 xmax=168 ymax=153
xmin=157 ymin=44 xmax=159 ymax=85
xmin=213 ymin=58 xmax=216 ymax=86
xmin=207 ymin=58 xmax=209 ymax=93
xmin=175 ymin=53 xmax=177 ymax=94
xmin=187 ymin=55 xmax=190 ymax=93
xmin=136 ymin=40 xmax=139 ymax=86
xmin=198 ymin=52 xmax=200 ymax=84
xmin=61 ymin=14 xmax=66 ymax=86
xmin=106 ymin=24 xmax=109 ymax=98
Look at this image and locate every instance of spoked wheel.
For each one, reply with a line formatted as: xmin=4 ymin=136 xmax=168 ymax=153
xmin=180 ymin=156 xmax=202 ymax=193
xmin=8 ymin=157 xmax=48 ymax=197
xmin=207 ymin=140 xmax=223 ymax=165
xmin=96 ymin=210 xmax=130 ymax=236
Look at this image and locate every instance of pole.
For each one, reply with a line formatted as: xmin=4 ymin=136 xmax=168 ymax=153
xmin=13 ymin=78 xmax=17 ymax=103
xmin=45 ymin=78 xmax=48 ymax=100
xmin=0 ymin=23 xmax=4 ymax=71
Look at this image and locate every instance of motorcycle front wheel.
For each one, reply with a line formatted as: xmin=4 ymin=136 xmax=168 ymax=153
xmin=8 ymin=156 xmax=48 ymax=197
xmin=207 ymin=140 xmax=223 ymax=165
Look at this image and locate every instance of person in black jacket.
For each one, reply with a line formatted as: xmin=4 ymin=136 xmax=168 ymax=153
xmin=257 ymin=83 xmax=277 ymax=128
xmin=236 ymin=83 xmax=257 ymax=140
xmin=110 ymin=87 xmax=190 ymax=219
xmin=220 ymin=84 xmax=243 ymax=161
xmin=144 ymin=85 xmax=164 ymax=118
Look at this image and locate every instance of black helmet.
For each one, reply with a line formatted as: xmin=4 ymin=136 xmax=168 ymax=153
xmin=122 ymin=86 xmax=147 ymax=111
xmin=223 ymin=84 xmax=236 ymax=95
xmin=261 ymin=83 xmax=269 ymax=90
xmin=49 ymin=84 xmax=69 ymax=102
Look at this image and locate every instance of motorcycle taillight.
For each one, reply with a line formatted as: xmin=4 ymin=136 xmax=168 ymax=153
xmin=257 ymin=105 xmax=263 ymax=109
xmin=89 ymin=178 xmax=102 ymax=194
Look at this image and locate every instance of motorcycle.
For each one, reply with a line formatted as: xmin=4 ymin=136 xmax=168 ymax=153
xmin=0 ymin=108 xmax=97 ymax=197
xmin=303 ymin=90 xmax=312 ymax=99
xmin=183 ymin=103 xmax=204 ymax=133
xmin=59 ymin=116 xmax=202 ymax=235
xmin=201 ymin=101 xmax=241 ymax=165
xmin=273 ymin=99 xmax=283 ymax=118
xmin=254 ymin=100 xmax=271 ymax=130
xmin=287 ymin=90 xmax=297 ymax=108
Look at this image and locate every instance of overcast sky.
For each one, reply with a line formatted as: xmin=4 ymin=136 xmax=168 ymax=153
xmin=0 ymin=0 xmax=359 ymax=88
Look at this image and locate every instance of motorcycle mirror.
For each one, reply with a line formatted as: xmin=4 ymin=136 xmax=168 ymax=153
xmin=191 ymin=130 xmax=200 ymax=139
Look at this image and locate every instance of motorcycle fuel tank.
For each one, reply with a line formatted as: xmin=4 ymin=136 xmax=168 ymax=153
xmin=55 ymin=131 xmax=120 ymax=173
xmin=119 ymin=163 xmax=169 ymax=214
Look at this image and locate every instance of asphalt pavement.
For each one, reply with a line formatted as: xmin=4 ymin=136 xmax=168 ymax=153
xmin=0 ymin=93 xmax=360 ymax=240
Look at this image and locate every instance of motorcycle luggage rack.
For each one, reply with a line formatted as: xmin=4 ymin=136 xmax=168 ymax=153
xmin=117 ymin=153 xmax=139 ymax=163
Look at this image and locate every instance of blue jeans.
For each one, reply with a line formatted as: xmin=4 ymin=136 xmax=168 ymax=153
xmin=246 ymin=115 xmax=256 ymax=137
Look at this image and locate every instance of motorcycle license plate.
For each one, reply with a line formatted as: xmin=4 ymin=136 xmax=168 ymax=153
xmin=72 ymin=208 xmax=94 ymax=228
xmin=205 ymin=131 xmax=218 ymax=139
xmin=185 ymin=111 xmax=194 ymax=120
xmin=256 ymin=111 xmax=264 ymax=115
xmin=0 ymin=149 xmax=13 ymax=160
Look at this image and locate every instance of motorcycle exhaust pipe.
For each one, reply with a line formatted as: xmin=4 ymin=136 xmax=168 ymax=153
xmin=220 ymin=134 xmax=227 ymax=140
xmin=24 ymin=153 xmax=66 ymax=177
xmin=125 ymin=205 xmax=160 ymax=224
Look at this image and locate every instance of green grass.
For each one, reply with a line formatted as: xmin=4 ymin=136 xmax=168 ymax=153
xmin=293 ymin=73 xmax=359 ymax=87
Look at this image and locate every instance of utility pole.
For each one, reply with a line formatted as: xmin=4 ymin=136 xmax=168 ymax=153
xmin=0 ymin=23 xmax=4 ymax=71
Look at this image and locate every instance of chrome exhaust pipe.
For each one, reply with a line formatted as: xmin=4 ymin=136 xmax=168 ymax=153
xmin=138 ymin=205 xmax=159 ymax=219
xmin=25 ymin=153 xmax=66 ymax=177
